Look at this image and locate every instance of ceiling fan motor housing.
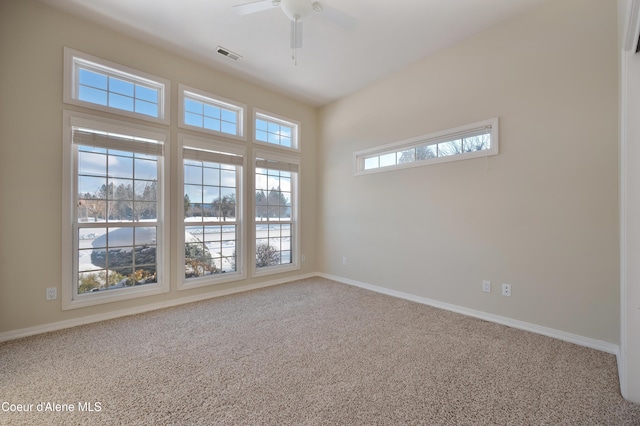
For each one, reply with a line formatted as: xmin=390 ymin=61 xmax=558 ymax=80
xmin=281 ymin=0 xmax=313 ymax=21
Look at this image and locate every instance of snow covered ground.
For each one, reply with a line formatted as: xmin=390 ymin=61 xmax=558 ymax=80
xmin=77 ymin=220 xmax=292 ymax=279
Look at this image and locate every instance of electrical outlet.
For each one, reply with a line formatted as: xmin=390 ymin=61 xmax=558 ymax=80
xmin=482 ymin=280 xmax=491 ymax=293
xmin=301 ymin=254 xmax=306 ymax=263
xmin=342 ymin=257 xmax=347 ymax=266
xmin=501 ymin=283 xmax=511 ymax=297
xmin=46 ymin=287 xmax=57 ymax=300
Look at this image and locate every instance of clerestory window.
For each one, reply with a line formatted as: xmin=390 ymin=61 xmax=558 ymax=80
xmin=354 ymin=118 xmax=499 ymax=175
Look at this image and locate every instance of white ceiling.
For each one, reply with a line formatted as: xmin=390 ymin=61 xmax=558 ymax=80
xmin=40 ymin=0 xmax=545 ymax=106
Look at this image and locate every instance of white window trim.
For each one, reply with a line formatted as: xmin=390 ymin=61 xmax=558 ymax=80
xmin=353 ymin=117 xmax=499 ymax=176
xmin=63 ymin=47 xmax=171 ymax=125
xmin=253 ymin=108 xmax=301 ymax=153
xmin=251 ymin=149 xmax=300 ymax=278
xmin=62 ymin=111 xmax=170 ymax=310
xmin=178 ymin=84 xmax=247 ymax=141
xmin=177 ymin=133 xmax=247 ymax=290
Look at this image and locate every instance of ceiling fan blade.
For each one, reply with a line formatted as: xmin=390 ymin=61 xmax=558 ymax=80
xmin=290 ymin=20 xmax=303 ymax=49
xmin=233 ymin=0 xmax=275 ymax=15
xmin=320 ymin=3 xmax=357 ymax=30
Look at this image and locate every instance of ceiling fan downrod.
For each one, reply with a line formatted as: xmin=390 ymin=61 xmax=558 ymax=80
xmin=277 ymin=0 xmax=326 ymax=65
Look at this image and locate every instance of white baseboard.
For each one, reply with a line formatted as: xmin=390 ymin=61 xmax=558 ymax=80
xmin=0 ymin=271 xmax=621 ymax=358
xmin=318 ymin=273 xmax=620 ymax=356
xmin=0 ymin=273 xmax=316 ymax=343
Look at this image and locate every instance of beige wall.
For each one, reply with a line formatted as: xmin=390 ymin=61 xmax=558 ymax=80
xmin=0 ymin=0 xmax=622 ymax=348
xmin=0 ymin=0 xmax=318 ymax=333
xmin=318 ymin=0 xmax=619 ymax=343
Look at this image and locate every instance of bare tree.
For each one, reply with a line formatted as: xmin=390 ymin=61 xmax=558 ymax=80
xmin=256 ymin=242 xmax=280 ymax=267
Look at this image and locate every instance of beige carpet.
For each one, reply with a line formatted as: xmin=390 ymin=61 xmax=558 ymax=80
xmin=1 ymin=277 xmax=639 ymax=425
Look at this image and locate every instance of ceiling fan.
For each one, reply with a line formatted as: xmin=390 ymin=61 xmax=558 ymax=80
xmin=233 ymin=0 xmax=355 ymax=64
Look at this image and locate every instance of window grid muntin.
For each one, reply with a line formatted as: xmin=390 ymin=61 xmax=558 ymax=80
xmin=185 ymin=224 xmax=237 ymax=277
xmin=255 ymin=223 xmax=292 ymax=266
xmin=363 ymin=132 xmax=492 ymax=171
xmin=183 ymin=94 xmax=241 ymax=137
xmin=76 ymin=223 xmax=158 ymax=294
xmin=74 ymin=137 xmax=161 ymax=296
xmin=68 ymin=51 xmax=167 ymax=122
xmin=77 ymin=65 xmax=160 ymax=118
xmin=184 ymin=159 xmax=239 ymax=279
xmin=254 ymin=111 xmax=299 ymax=151
xmin=77 ymin=145 xmax=159 ymax=222
xmin=255 ymin=118 xmax=294 ymax=148
xmin=354 ymin=119 xmax=499 ymax=176
xmin=255 ymin=167 xmax=293 ymax=268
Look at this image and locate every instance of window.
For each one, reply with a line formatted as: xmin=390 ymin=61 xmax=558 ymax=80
xmin=354 ymin=118 xmax=499 ymax=175
xmin=254 ymin=110 xmax=300 ymax=151
xmin=254 ymin=150 xmax=299 ymax=276
xmin=178 ymin=135 xmax=245 ymax=289
xmin=64 ymin=48 xmax=170 ymax=124
xmin=179 ymin=85 xmax=246 ymax=140
xmin=62 ymin=111 xmax=169 ymax=310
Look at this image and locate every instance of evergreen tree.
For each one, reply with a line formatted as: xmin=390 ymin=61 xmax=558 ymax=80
xmin=184 ymin=193 xmax=191 ymax=216
xmin=256 ymin=190 xmax=268 ymax=219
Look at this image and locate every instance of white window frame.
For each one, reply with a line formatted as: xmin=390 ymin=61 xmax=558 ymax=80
xmin=252 ymin=149 xmax=300 ymax=278
xmin=178 ymin=84 xmax=247 ymax=141
xmin=253 ymin=109 xmax=300 ymax=152
xmin=354 ymin=118 xmax=499 ymax=175
xmin=177 ymin=134 xmax=247 ymax=290
xmin=63 ymin=47 xmax=170 ymax=125
xmin=62 ymin=111 xmax=170 ymax=310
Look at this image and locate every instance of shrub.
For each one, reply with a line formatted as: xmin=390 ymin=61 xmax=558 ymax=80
xmin=256 ymin=243 xmax=280 ymax=267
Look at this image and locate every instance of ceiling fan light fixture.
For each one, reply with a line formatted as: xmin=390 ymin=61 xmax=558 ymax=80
xmin=281 ymin=0 xmax=312 ymax=22
xmin=233 ymin=0 xmax=354 ymax=66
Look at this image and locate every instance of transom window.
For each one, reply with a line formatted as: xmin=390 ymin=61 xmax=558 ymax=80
xmin=355 ymin=118 xmax=499 ymax=175
xmin=64 ymin=48 xmax=170 ymax=124
xmin=254 ymin=110 xmax=299 ymax=151
xmin=179 ymin=134 xmax=245 ymax=289
xmin=77 ymin=68 xmax=159 ymax=117
xmin=179 ymin=85 xmax=246 ymax=140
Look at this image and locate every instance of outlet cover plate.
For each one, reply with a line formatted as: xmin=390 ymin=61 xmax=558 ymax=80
xmin=46 ymin=287 xmax=57 ymax=300
xmin=501 ymin=283 xmax=511 ymax=297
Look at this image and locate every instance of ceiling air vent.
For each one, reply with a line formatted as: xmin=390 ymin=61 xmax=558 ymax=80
xmin=216 ymin=46 xmax=242 ymax=61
